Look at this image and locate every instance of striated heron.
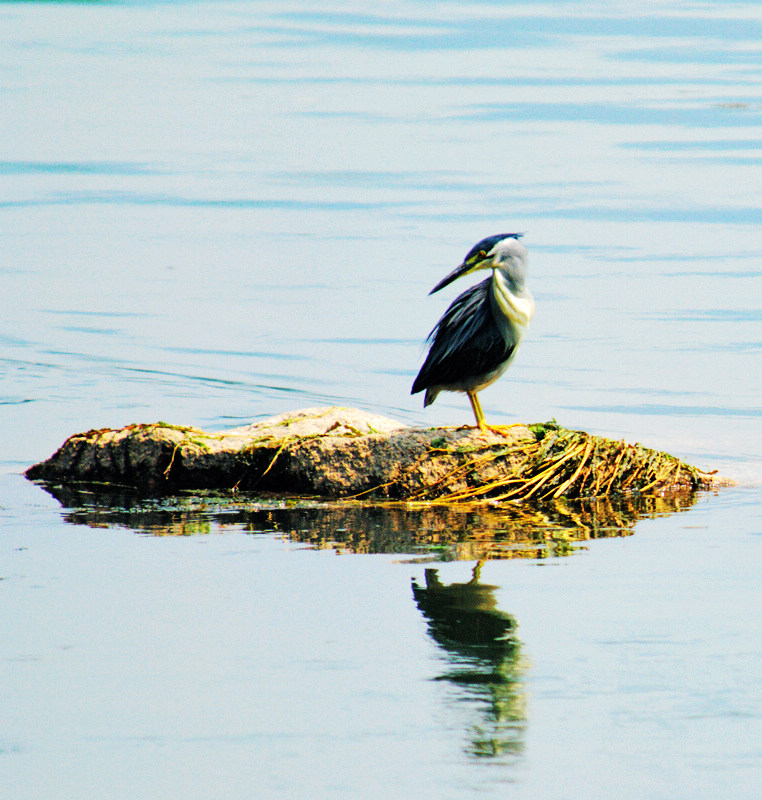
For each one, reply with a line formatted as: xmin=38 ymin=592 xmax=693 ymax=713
xmin=411 ymin=233 xmax=535 ymax=430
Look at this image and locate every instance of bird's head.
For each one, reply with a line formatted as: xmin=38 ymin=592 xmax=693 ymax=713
xmin=429 ymin=233 xmax=528 ymax=295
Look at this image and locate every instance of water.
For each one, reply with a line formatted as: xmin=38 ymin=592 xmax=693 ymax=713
xmin=1 ymin=2 xmax=761 ymax=797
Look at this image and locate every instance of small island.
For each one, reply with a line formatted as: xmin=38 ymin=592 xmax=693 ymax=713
xmin=25 ymin=407 xmax=717 ymax=503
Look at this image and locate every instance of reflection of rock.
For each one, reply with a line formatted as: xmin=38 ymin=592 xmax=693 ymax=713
xmin=25 ymin=406 xmax=716 ymax=500
xmin=413 ymin=562 xmax=525 ymax=759
xmin=44 ymin=484 xmax=217 ymax=536
xmin=41 ymin=482 xmax=703 ymax=560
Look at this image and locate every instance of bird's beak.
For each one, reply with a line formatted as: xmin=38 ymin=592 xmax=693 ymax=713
xmin=429 ymin=256 xmax=489 ymax=295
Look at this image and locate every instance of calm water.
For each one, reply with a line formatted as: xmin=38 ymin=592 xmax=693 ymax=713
xmin=2 ymin=2 xmax=761 ymax=798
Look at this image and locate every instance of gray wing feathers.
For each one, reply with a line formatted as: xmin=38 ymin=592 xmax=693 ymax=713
xmin=411 ymin=278 xmax=516 ymax=394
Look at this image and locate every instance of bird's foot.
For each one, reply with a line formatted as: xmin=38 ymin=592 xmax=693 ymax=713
xmin=478 ymin=423 xmax=525 ymax=437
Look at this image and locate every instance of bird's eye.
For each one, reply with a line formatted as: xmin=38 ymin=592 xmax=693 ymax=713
xmin=479 ymin=250 xmax=487 ymax=259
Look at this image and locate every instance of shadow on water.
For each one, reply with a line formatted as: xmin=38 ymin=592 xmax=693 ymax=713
xmin=413 ymin=561 xmax=525 ymax=760
xmin=36 ymin=481 xmax=702 ymax=560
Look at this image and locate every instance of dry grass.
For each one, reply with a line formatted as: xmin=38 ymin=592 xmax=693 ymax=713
xmin=411 ymin=421 xmax=714 ymax=503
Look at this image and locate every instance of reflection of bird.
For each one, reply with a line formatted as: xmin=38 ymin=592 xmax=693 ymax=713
xmin=411 ymin=234 xmax=535 ymax=430
xmin=411 ymin=562 xmax=525 ymax=760
xmin=411 ymin=561 xmax=517 ymax=660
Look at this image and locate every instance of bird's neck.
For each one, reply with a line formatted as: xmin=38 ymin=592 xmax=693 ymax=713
xmin=490 ymin=268 xmax=535 ymax=331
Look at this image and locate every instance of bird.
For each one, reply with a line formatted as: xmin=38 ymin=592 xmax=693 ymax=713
xmin=411 ymin=233 xmax=535 ymax=431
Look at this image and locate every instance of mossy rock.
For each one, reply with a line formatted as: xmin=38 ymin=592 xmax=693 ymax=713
xmin=26 ymin=406 xmax=717 ymax=502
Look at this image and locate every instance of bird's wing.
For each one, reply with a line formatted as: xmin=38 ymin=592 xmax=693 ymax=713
xmin=412 ymin=278 xmax=516 ymax=393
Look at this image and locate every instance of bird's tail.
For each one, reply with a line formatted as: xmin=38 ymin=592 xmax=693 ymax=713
xmin=423 ymin=387 xmax=439 ymax=407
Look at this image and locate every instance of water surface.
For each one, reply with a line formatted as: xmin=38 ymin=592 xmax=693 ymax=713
xmin=1 ymin=2 xmax=761 ymax=798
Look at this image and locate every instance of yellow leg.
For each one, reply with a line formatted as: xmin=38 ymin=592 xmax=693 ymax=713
xmin=468 ymin=391 xmax=523 ymax=435
xmin=467 ymin=391 xmax=487 ymax=430
xmin=469 ymin=559 xmax=486 ymax=584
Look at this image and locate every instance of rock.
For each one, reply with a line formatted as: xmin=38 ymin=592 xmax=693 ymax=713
xmin=25 ymin=406 xmax=716 ymax=501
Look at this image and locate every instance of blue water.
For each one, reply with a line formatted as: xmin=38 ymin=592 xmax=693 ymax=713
xmin=2 ymin=2 xmax=761 ymax=798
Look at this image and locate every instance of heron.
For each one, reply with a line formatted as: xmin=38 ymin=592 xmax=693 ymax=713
xmin=411 ymin=233 xmax=535 ymax=431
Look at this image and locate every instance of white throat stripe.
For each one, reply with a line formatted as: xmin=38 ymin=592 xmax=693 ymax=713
xmin=492 ymin=269 xmax=535 ymax=330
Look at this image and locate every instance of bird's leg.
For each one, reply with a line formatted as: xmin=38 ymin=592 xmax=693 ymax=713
xmin=469 ymin=559 xmax=486 ymax=584
xmin=469 ymin=390 xmax=524 ymax=436
xmin=467 ymin=391 xmax=487 ymax=430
